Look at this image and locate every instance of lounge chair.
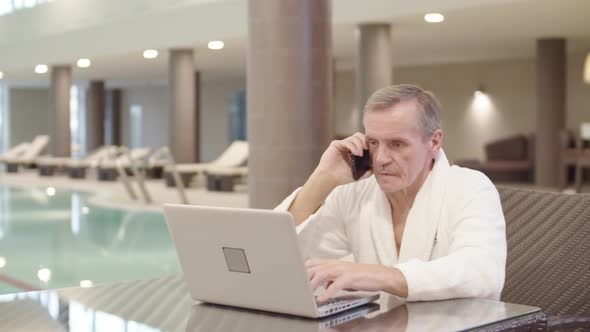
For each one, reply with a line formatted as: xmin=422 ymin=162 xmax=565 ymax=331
xmin=163 ymin=140 xmax=248 ymax=187
xmin=205 ymin=166 xmax=248 ymax=191
xmin=36 ymin=145 xmax=116 ymax=178
xmin=97 ymin=147 xmax=152 ymax=181
xmin=0 ymin=143 xmax=30 ymax=165
xmin=0 ymin=135 xmax=50 ymax=172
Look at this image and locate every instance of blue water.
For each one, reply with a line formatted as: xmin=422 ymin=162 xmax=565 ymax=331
xmin=0 ymin=186 xmax=180 ymax=295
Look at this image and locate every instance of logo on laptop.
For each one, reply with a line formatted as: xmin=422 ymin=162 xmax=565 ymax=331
xmin=222 ymin=247 xmax=251 ymax=274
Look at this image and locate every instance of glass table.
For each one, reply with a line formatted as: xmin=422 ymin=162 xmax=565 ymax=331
xmin=0 ymin=275 xmax=545 ymax=331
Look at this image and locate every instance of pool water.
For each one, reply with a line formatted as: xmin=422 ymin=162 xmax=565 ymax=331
xmin=0 ymin=186 xmax=181 ymax=295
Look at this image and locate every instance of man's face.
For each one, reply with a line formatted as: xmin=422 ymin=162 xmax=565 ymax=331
xmin=363 ymin=99 xmax=437 ymax=194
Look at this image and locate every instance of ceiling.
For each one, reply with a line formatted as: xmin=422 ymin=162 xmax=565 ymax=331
xmin=1 ymin=0 xmax=589 ymax=86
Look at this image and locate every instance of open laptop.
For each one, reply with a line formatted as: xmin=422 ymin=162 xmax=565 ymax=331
xmin=163 ymin=204 xmax=379 ymax=318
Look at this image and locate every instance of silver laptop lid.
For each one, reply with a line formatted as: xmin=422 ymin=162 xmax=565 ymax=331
xmin=163 ymin=204 xmax=320 ymax=317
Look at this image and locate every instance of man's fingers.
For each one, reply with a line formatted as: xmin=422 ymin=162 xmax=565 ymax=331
xmin=332 ymin=139 xmax=362 ymax=156
xmin=352 ymin=132 xmax=368 ymax=150
xmin=318 ymin=278 xmax=346 ymax=302
xmin=310 ymin=270 xmax=333 ymax=291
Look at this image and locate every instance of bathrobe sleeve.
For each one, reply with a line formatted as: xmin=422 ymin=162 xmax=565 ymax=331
xmin=274 ymin=186 xmax=352 ymax=260
xmin=395 ymin=174 xmax=506 ymax=301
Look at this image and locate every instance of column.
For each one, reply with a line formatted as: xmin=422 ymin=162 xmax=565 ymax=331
xmin=535 ymin=38 xmax=566 ymax=187
xmin=87 ymin=80 xmax=105 ymax=151
xmin=169 ymin=49 xmax=197 ymax=163
xmin=194 ymin=71 xmax=201 ymax=162
xmin=105 ymin=89 xmax=122 ymax=146
xmin=356 ymin=24 xmax=392 ymax=131
xmin=248 ymin=0 xmax=332 ymax=208
xmin=50 ymin=65 xmax=72 ymax=157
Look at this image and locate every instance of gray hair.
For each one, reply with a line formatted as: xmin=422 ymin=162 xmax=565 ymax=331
xmin=363 ymin=84 xmax=442 ymax=140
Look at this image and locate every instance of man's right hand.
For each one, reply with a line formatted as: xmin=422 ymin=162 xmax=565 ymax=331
xmin=287 ymin=132 xmax=372 ymax=226
xmin=315 ymin=132 xmax=372 ymax=185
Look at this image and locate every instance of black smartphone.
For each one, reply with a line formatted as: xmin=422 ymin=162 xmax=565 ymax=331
xmin=351 ymin=149 xmax=372 ymax=181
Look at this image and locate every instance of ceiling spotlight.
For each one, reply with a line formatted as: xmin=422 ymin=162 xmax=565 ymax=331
xmin=424 ymin=13 xmax=444 ymax=23
xmin=143 ymin=49 xmax=158 ymax=59
xmin=77 ymin=58 xmax=91 ymax=68
xmin=46 ymin=187 xmax=56 ymax=196
xmin=35 ymin=64 xmax=48 ymax=74
xmin=208 ymin=40 xmax=224 ymax=50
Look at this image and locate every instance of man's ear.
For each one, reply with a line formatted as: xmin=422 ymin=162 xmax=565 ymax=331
xmin=430 ymin=129 xmax=443 ymax=153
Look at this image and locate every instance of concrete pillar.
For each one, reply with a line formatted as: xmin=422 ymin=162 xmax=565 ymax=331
xmin=87 ymin=80 xmax=105 ymax=151
xmin=535 ymin=38 xmax=566 ymax=187
xmin=247 ymin=0 xmax=332 ymax=208
xmin=49 ymin=66 xmax=72 ymax=157
xmin=356 ymin=24 xmax=392 ymax=131
xmin=169 ymin=49 xmax=197 ymax=163
xmin=105 ymin=89 xmax=122 ymax=146
xmin=194 ymin=71 xmax=201 ymax=162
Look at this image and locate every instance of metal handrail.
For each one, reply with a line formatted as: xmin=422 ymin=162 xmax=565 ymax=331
xmin=123 ymin=147 xmax=152 ymax=204
xmin=150 ymin=146 xmax=189 ymax=204
xmin=107 ymin=146 xmax=138 ymax=201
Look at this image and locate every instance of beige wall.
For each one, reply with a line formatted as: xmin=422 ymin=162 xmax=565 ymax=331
xmin=120 ymin=75 xmax=246 ymax=162
xmin=9 ymin=88 xmax=50 ymax=147
xmin=334 ymin=51 xmax=590 ymax=163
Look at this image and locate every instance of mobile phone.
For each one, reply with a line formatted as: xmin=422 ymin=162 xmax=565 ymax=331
xmin=351 ymin=149 xmax=372 ymax=181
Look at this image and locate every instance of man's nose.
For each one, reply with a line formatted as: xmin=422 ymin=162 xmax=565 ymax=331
xmin=373 ymin=145 xmax=392 ymax=166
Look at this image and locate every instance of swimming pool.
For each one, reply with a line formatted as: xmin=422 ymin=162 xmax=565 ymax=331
xmin=0 ymin=185 xmax=180 ymax=295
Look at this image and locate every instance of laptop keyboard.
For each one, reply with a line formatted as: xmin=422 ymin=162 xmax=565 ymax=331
xmin=315 ymin=297 xmax=348 ymax=307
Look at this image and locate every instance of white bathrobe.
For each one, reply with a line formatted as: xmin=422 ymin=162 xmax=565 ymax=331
xmin=274 ymin=149 xmax=506 ymax=301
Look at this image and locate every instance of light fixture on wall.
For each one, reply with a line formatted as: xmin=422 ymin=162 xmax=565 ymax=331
xmin=584 ymin=52 xmax=590 ymax=84
xmin=472 ymin=85 xmax=492 ymax=113
xmin=0 ymin=71 xmax=3 ymax=79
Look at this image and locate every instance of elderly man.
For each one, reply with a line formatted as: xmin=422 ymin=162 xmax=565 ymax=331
xmin=275 ymin=84 xmax=506 ymax=302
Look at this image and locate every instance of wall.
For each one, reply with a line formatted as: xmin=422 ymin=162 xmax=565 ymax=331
xmin=120 ymin=74 xmax=246 ymax=162
xmin=8 ymin=88 xmax=50 ymax=148
xmin=334 ymin=51 xmax=590 ymax=163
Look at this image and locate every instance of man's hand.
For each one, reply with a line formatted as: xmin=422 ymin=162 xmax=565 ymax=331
xmin=315 ymin=132 xmax=372 ymax=185
xmin=305 ymin=259 xmax=409 ymax=302
xmin=288 ymin=133 xmax=372 ymax=226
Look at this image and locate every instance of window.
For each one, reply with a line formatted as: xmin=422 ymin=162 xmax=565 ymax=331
xmin=0 ymin=84 xmax=8 ymax=154
xmin=70 ymin=85 xmax=87 ymax=158
xmin=129 ymin=104 xmax=143 ymax=149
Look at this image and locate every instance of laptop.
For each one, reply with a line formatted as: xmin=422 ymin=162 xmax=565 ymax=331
xmin=186 ymin=302 xmax=381 ymax=331
xmin=163 ymin=204 xmax=380 ymax=318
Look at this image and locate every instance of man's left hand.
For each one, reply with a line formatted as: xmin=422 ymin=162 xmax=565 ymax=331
xmin=305 ymin=259 xmax=408 ymax=302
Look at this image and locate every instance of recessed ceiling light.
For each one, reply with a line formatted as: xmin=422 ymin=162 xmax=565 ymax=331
xmin=424 ymin=13 xmax=444 ymax=23
xmin=143 ymin=49 xmax=158 ymax=59
xmin=77 ymin=58 xmax=91 ymax=68
xmin=208 ymin=40 xmax=224 ymax=50
xmin=0 ymin=71 xmax=3 ymax=79
xmin=35 ymin=64 xmax=48 ymax=74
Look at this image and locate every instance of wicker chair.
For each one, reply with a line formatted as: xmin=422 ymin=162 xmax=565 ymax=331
xmin=498 ymin=186 xmax=590 ymax=331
